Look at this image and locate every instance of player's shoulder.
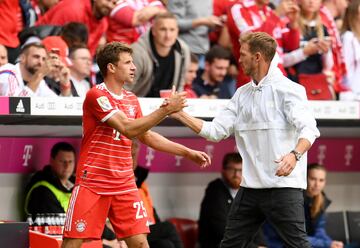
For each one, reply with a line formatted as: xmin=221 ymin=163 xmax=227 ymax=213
xmin=87 ymin=83 xmax=107 ymax=95
xmin=122 ymin=88 xmax=138 ymax=101
xmin=84 ymin=83 xmax=110 ymax=103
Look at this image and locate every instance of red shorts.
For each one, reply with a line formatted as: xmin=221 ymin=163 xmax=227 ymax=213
xmin=63 ymin=185 xmax=150 ymax=239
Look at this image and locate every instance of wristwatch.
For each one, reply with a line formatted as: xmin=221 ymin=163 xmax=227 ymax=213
xmin=290 ymin=150 xmax=302 ymax=161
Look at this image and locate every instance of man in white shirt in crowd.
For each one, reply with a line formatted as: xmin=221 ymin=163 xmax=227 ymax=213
xmin=0 ymin=42 xmax=71 ymax=97
xmin=69 ymin=45 xmax=92 ymax=97
xmin=171 ymin=32 xmax=320 ymax=248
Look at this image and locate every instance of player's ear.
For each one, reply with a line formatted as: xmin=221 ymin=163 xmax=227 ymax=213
xmin=107 ymin=63 xmax=116 ymax=74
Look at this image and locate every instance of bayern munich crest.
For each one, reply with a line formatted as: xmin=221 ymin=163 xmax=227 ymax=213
xmin=75 ymin=219 xmax=87 ymax=233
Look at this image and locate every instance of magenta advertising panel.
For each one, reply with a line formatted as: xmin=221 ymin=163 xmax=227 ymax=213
xmin=0 ymin=137 xmax=359 ymax=173
xmin=0 ymin=97 xmax=9 ymax=114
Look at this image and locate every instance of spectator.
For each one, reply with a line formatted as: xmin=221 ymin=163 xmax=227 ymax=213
xmin=193 ymin=45 xmax=235 ymax=99
xmin=107 ymin=0 xmax=166 ymax=44
xmin=210 ymin=0 xmax=235 ymax=48
xmin=0 ymin=0 xmax=22 ymax=64
xmin=198 ymin=152 xmax=266 ymax=248
xmin=126 ymin=12 xmax=190 ymax=97
xmin=319 ymin=4 xmax=347 ymax=94
xmin=36 ymin=0 xmax=116 ymax=56
xmin=184 ymin=53 xmax=199 ymax=98
xmin=132 ymin=139 xmax=183 ymax=248
xmin=31 ymin=0 xmax=59 ymax=19
xmin=24 ymin=142 xmax=76 ymax=215
xmin=60 ymin=22 xmax=89 ymax=49
xmin=19 ymin=0 xmax=60 ymax=28
xmin=0 ymin=42 xmax=70 ymax=97
xmin=340 ymin=0 xmax=360 ymax=100
xmin=41 ymin=36 xmax=73 ymax=96
xmin=322 ymin=0 xmax=348 ymax=30
xmin=263 ymin=164 xmax=344 ymax=248
xmin=282 ymin=0 xmax=334 ymax=84
xmin=68 ymin=45 xmax=92 ymax=97
xmin=226 ymin=0 xmax=301 ymax=87
xmin=0 ymin=44 xmax=8 ymax=66
xmin=167 ymin=0 xmax=224 ymax=66
xmin=198 ymin=153 xmax=242 ymax=248
xmin=23 ymin=141 xmax=120 ymax=247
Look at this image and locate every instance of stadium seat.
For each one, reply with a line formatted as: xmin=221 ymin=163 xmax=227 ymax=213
xmin=346 ymin=211 xmax=360 ymax=247
xmin=325 ymin=211 xmax=347 ymax=243
xmin=167 ymin=218 xmax=198 ymax=248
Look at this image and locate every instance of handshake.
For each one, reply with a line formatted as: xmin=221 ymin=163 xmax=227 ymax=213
xmin=159 ymin=86 xmax=188 ymax=117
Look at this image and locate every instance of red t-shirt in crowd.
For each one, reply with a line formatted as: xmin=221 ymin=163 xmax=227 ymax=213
xmin=36 ymin=0 xmax=108 ymax=56
xmin=107 ymin=0 xmax=164 ymax=44
xmin=0 ymin=0 xmax=21 ymax=48
xmin=76 ymin=83 xmax=143 ymax=195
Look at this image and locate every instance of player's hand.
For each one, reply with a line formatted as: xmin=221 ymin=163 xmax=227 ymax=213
xmin=164 ymin=86 xmax=187 ymax=114
xmin=275 ymin=153 xmax=297 ymax=176
xmin=186 ymin=150 xmax=211 ymax=168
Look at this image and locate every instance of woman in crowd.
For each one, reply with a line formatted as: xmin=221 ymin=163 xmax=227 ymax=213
xmin=304 ymin=164 xmax=344 ymax=248
xmin=282 ymin=0 xmax=333 ymax=83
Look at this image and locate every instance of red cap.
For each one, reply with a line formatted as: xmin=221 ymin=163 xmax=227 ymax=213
xmin=42 ymin=36 xmax=72 ymax=66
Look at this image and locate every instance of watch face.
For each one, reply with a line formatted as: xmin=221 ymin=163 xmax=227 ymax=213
xmin=291 ymin=150 xmax=301 ymax=161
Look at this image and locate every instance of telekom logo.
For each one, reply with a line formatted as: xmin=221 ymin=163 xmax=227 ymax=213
xmin=345 ymin=145 xmax=353 ymax=166
xmin=23 ymin=145 xmax=33 ymax=166
xmin=317 ymin=145 xmax=326 ymax=165
xmin=175 ymin=156 xmax=183 ymax=167
xmin=145 ymin=147 xmax=154 ymax=167
xmin=205 ymin=145 xmax=214 ymax=160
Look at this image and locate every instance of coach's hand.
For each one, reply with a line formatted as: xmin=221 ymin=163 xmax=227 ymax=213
xmin=274 ymin=153 xmax=297 ymax=176
xmin=186 ymin=150 xmax=211 ymax=168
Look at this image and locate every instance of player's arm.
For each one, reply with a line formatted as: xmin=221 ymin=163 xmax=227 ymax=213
xmin=138 ymin=130 xmax=210 ymax=167
xmin=106 ymin=92 xmax=187 ymax=139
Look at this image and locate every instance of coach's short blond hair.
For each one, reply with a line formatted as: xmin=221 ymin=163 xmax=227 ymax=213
xmin=239 ymin=32 xmax=277 ymax=62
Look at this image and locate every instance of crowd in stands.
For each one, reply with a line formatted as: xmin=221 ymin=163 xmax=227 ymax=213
xmin=1 ymin=0 xmax=359 ymax=100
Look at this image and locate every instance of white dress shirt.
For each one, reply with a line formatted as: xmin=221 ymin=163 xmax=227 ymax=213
xmin=200 ymin=54 xmax=320 ymax=189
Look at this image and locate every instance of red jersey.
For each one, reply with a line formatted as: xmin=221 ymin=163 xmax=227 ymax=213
xmin=36 ymin=0 xmax=108 ymax=56
xmin=107 ymin=0 xmax=164 ymax=44
xmin=209 ymin=0 xmax=236 ymax=44
xmin=227 ymin=0 xmax=299 ymax=87
xmin=76 ymin=83 xmax=143 ymax=195
xmin=0 ymin=0 xmax=21 ymax=48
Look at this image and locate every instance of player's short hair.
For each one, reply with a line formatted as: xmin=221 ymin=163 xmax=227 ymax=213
xmin=96 ymin=42 xmax=133 ymax=77
xmin=222 ymin=152 xmax=242 ymax=170
xmin=239 ymin=32 xmax=277 ymax=62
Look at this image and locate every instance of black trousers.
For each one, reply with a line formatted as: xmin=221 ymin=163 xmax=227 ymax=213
xmin=220 ymin=187 xmax=311 ymax=248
